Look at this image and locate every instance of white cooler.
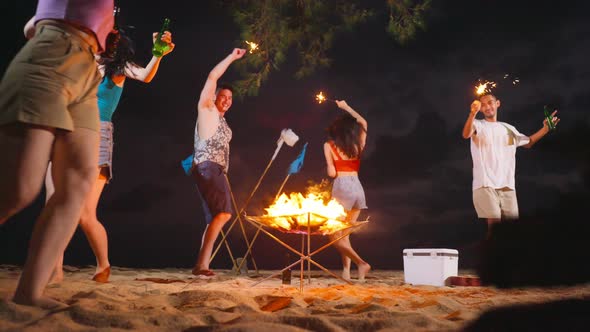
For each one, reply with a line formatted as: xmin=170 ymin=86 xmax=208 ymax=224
xmin=403 ymin=248 xmax=458 ymax=286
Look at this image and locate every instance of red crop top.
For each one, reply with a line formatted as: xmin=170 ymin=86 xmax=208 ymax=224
xmin=329 ymin=141 xmax=361 ymax=172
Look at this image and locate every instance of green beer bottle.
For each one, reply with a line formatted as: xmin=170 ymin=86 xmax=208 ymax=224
xmin=152 ymin=18 xmax=171 ymax=57
xmin=543 ymin=105 xmax=556 ymax=131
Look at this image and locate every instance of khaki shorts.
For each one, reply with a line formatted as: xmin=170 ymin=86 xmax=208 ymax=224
xmin=473 ymin=187 xmax=519 ymax=219
xmin=0 ymin=21 xmax=101 ymax=131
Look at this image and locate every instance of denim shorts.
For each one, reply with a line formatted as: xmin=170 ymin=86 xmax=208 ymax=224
xmin=98 ymin=121 xmax=113 ymax=181
xmin=192 ymin=161 xmax=233 ymax=224
xmin=331 ymin=175 xmax=367 ymax=211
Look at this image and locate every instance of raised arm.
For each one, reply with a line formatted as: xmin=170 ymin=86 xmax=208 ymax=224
xmin=335 ymin=100 xmax=368 ymax=148
xmin=462 ymin=100 xmax=481 ymax=139
xmin=124 ymin=31 xmax=175 ymax=83
xmin=198 ymin=48 xmax=246 ymax=111
xmin=523 ymin=110 xmax=560 ymax=149
xmin=323 ymin=142 xmax=337 ymax=178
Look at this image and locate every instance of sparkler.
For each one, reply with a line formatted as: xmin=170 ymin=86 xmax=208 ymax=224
xmin=315 ymin=91 xmax=335 ymax=104
xmin=475 ymin=73 xmax=521 ymax=96
xmin=244 ymin=40 xmax=259 ymax=54
xmin=475 ymin=81 xmax=497 ymax=96
xmin=504 ymin=73 xmax=520 ymax=85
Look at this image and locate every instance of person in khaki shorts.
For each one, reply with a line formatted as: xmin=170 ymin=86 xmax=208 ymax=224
xmin=0 ymin=0 xmax=113 ymax=309
xmin=462 ymin=92 xmax=560 ymax=235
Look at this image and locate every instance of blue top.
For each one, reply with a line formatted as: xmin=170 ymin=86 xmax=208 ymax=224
xmin=97 ymin=76 xmax=124 ymax=122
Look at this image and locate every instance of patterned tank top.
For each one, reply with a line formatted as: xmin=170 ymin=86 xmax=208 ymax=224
xmin=193 ymin=115 xmax=232 ymax=172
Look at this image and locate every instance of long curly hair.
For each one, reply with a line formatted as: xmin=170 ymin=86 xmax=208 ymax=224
xmin=326 ymin=114 xmax=363 ymax=159
xmin=98 ymin=29 xmax=136 ymax=80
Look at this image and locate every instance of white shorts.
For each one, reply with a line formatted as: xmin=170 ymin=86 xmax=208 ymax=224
xmin=331 ymin=175 xmax=367 ymax=211
xmin=473 ymin=187 xmax=519 ymax=219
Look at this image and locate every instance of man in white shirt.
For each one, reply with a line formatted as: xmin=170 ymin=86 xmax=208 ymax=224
xmin=191 ymin=48 xmax=245 ymax=277
xmin=462 ymin=93 xmax=560 ymax=232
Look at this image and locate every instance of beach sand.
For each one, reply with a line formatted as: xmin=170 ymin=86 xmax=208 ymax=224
xmin=1 ymin=266 xmax=588 ymax=331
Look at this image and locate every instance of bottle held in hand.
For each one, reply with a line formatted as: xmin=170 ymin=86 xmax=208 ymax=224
xmin=544 ymin=105 xmax=556 ymax=131
xmin=152 ymin=18 xmax=171 ymax=57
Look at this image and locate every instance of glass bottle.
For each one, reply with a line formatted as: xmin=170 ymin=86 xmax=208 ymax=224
xmin=152 ymin=18 xmax=171 ymax=57
xmin=282 ymin=253 xmax=291 ymax=285
xmin=544 ymin=105 xmax=556 ymax=131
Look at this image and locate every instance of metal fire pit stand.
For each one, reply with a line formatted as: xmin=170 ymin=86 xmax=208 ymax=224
xmin=244 ymin=212 xmax=368 ymax=292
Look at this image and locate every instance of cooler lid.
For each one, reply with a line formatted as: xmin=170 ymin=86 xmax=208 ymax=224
xmin=403 ymin=248 xmax=459 ymax=257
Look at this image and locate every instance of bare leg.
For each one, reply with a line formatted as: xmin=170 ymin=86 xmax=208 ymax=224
xmin=330 ymin=209 xmax=371 ymax=281
xmin=49 ymin=165 xmax=110 ymax=282
xmin=486 ymin=218 xmax=501 ymax=238
xmin=78 ymin=172 xmax=110 ymax=282
xmin=12 ymin=126 xmax=99 ymax=308
xmin=45 ymin=163 xmax=64 ymax=285
xmin=193 ymin=212 xmax=232 ymax=272
xmin=49 ymin=255 xmax=64 ymax=285
xmin=0 ymin=124 xmax=54 ymax=225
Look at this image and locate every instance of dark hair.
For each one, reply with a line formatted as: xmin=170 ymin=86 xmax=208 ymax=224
xmin=98 ymin=29 xmax=136 ymax=80
xmin=327 ymin=114 xmax=363 ymax=159
xmin=478 ymin=92 xmax=498 ymax=101
xmin=216 ymin=83 xmax=234 ymax=95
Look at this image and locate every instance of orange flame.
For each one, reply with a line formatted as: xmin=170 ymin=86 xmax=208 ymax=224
xmin=315 ymin=91 xmax=327 ymax=104
xmin=245 ymin=40 xmax=259 ymax=54
xmin=475 ymin=81 xmax=497 ymax=96
xmin=262 ymin=192 xmax=350 ymax=234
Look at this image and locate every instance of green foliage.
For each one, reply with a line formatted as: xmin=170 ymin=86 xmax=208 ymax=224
xmin=224 ymin=0 xmax=431 ymax=96
xmin=386 ymin=0 xmax=431 ymax=44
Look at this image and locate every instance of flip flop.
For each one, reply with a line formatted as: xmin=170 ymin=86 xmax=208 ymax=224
xmin=92 ymin=266 xmax=111 ymax=283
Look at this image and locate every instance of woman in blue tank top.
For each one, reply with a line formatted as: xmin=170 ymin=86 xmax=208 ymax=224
xmin=46 ymin=26 xmax=175 ymax=283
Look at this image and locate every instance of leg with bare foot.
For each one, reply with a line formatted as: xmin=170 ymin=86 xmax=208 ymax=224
xmin=9 ymin=126 xmax=99 ymax=307
xmin=334 ymin=235 xmax=371 ymax=282
xmin=329 ymin=231 xmax=352 ymax=280
xmin=78 ymin=172 xmax=110 ymax=282
xmin=345 ymin=209 xmax=370 ymax=282
xmin=193 ymin=212 xmax=232 ymax=277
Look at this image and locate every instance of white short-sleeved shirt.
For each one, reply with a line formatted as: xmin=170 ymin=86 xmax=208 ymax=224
xmin=470 ymin=119 xmax=530 ymax=190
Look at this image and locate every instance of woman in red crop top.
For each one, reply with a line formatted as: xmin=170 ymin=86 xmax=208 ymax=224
xmin=323 ymin=100 xmax=371 ymax=282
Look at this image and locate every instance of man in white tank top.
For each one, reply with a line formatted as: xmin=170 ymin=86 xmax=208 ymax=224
xmin=462 ymin=93 xmax=560 ymax=235
xmin=191 ymin=48 xmax=245 ymax=277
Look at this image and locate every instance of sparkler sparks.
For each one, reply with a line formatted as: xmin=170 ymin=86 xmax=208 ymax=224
xmin=244 ymin=40 xmax=259 ymax=54
xmin=315 ymin=91 xmax=327 ymax=104
xmin=474 ymin=73 xmax=521 ymax=96
xmin=475 ymin=81 xmax=497 ymax=96
xmin=315 ymin=91 xmax=334 ymax=104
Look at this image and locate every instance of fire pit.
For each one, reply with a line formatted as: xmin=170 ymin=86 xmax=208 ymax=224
xmin=244 ymin=192 xmax=369 ymax=291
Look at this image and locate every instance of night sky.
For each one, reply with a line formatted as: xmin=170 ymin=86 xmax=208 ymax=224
xmin=1 ymin=0 xmax=589 ymax=271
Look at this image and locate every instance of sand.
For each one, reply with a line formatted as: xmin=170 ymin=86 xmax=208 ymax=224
xmin=1 ymin=265 xmax=589 ymax=331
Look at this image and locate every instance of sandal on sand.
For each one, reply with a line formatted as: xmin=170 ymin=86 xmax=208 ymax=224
xmin=192 ymin=269 xmax=215 ymax=277
xmin=92 ymin=266 xmax=111 ymax=283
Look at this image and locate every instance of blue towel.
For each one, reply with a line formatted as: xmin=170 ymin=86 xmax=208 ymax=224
xmin=181 ymin=154 xmax=193 ymax=175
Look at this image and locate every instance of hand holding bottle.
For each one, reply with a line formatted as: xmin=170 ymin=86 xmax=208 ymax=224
xmin=543 ymin=109 xmax=560 ymax=131
xmin=152 ymin=31 xmax=175 ymax=57
xmin=152 ymin=18 xmax=171 ymax=57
